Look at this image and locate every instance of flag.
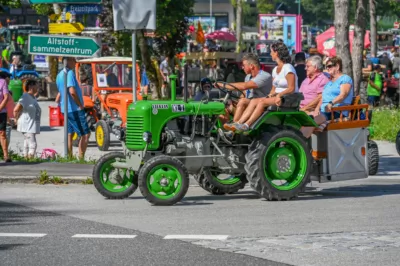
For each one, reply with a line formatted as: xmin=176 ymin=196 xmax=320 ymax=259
xmin=196 ymin=21 xmax=205 ymax=44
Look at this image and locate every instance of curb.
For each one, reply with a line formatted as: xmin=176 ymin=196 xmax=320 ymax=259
xmin=0 ymin=176 xmax=90 ymax=184
xmin=0 ymin=176 xmax=200 ymax=185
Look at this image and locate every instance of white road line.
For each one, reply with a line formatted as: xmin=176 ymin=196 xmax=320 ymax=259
xmin=71 ymin=234 xmax=137 ymax=239
xmin=0 ymin=233 xmax=46 ymax=237
xmin=163 ymin=235 xmax=229 ymax=240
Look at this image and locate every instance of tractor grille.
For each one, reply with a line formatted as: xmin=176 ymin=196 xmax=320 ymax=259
xmin=126 ymin=116 xmax=144 ymax=146
xmin=108 ymin=99 xmax=121 ymax=105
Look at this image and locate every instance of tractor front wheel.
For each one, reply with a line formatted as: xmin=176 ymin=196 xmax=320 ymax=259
xmin=138 ymin=155 xmax=189 ymax=206
xmin=95 ymin=120 xmax=110 ymax=151
xmin=92 ymin=152 xmax=138 ymax=199
xmin=245 ymin=126 xmax=312 ymax=201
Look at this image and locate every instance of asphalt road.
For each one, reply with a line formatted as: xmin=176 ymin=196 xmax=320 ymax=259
xmin=0 ymin=201 xmax=284 ymax=266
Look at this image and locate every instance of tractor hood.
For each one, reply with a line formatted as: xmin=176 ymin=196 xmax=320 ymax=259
xmin=126 ymin=99 xmax=225 ymax=150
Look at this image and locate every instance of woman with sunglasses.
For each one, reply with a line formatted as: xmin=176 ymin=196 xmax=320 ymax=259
xmin=13 ymin=79 xmax=41 ymax=159
xmin=319 ymin=56 xmax=354 ymax=120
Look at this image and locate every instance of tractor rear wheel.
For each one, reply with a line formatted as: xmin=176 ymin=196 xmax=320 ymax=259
xmin=245 ymin=126 xmax=312 ymax=201
xmin=396 ymin=130 xmax=400 ymax=156
xmin=92 ymin=152 xmax=138 ymax=199
xmin=368 ymin=140 xmax=379 ymax=175
xmin=95 ymin=120 xmax=110 ymax=151
xmin=195 ymin=168 xmax=247 ymax=195
xmin=138 ymin=155 xmax=189 ymax=206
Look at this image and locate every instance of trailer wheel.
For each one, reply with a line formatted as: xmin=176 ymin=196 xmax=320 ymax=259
xmin=368 ymin=140 xmax=379 ymax=176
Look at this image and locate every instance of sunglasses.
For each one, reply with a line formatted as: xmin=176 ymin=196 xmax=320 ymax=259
xmin=326 ymin=64 xmax=335 ymax=69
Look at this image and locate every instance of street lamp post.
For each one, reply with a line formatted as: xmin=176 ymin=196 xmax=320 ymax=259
xmin=210 ymin=0 xmax=212 ymax=32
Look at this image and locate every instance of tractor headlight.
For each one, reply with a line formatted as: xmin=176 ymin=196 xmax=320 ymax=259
xmin=143 ymin=131 xmax=152 ymax=143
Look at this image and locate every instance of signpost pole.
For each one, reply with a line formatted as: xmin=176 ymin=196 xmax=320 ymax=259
xmin=63 ymin=58 xmax=69 ymax=158
xmin=132 ymin=30 xmax=137 ymax=103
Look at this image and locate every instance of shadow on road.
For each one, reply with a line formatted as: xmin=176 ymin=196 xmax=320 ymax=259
xmin=87 ymin=141 xmax=122 ymax=148
xmin=301 ymin=184 xmax=400 ymax=200
xmin=40 ymin=126 xmax=58 ymax=132
xmin=0 ymin=201 xmax=60 ymax=227
xmin=378 ymin=155 xmax=400 ymax=176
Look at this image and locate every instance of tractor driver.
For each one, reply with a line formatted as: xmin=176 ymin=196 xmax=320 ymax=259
xmin=214 ymin=53 xmax=272 ymax=130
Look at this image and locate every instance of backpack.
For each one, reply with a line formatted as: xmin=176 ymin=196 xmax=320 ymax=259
xmin=40 ymin=148 xmax=58 ymax=160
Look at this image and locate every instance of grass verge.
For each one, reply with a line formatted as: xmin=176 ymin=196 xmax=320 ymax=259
xmin=36 ymin=170 xmax=69 ymax=185
xmin=370 ymin=107 xmax=400 ymax=142
xmin=2 ymin=150 xmax=96 ymax=165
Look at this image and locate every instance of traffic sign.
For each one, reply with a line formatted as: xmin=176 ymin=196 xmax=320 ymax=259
xmin=66 ymin=4 xmax=103 ymax=15
xmin=49 ymin=23 xmax=85 ymax=34
xmin=28 ymin=34 xmax=100 ymax=57
xmin=29 ymin=0 xmax=101 ymax=3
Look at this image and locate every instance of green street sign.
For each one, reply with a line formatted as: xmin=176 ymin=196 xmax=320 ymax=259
xmin=28 ymin=34 xmax=100 ymax=57
xmin=29 ymin=0 xmax=102 ymax=3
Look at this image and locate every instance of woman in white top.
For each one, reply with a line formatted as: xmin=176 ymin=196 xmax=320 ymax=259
xmin=232 ymin=42 xmax=298 ymax=132
xmin=13 ymin=80 xmax=41 ymax=159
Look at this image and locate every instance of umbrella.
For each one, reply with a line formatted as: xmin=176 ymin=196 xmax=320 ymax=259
xmin=316 ymin=26 xmax=371 ymax=57
xmin=205 ymin=30 xmax=237 ymax=42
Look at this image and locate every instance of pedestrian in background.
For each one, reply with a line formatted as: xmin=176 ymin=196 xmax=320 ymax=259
xmin=13 ymin=79 xmax=41 ymax=159
xmin=0 ymin=70 xmax=11 ymax=162
xmin=56 ymin=57 xmax=90 ymax=160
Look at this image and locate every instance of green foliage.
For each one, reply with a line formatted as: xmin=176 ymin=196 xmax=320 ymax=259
xmin=370 ymin=107 xmax=400 ymax=143
xmin=256 ymin=0 xmax=275 ymax=14
xmin=31 ymin=4 xmax=54 ymax=16
xmin=36 ymin=171 xmax=68 ymax=185
xmin=82 ymin=177 xmax=94 ymax=185
xmin=0 ymin=0 xmax=21 ymax=8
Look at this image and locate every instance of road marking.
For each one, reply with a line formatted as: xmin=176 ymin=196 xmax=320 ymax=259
xmin=0 ymin=233 xmax=46 ymax=237
xmin=72 ymin=234 xmax=137 ymax=239
xmin=163 ymin=235 xmax=229 ymax=240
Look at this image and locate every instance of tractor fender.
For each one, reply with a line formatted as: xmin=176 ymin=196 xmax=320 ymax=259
xmin=251 ymin=111 xmax=318 ymax=131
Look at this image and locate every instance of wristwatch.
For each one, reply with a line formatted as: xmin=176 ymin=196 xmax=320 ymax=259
xmin=329 ymin=101 xmax=334 ymax=105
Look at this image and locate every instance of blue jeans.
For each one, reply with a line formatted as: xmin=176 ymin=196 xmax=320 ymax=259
xmin=66 ymin=110 xmax=90 ymax=137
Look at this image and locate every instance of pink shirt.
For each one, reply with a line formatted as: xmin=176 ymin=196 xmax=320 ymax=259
xmin=299 ymin=73 xmax=329 ymax=108
xmin=0 ymin=79 xmax=10 ymax=113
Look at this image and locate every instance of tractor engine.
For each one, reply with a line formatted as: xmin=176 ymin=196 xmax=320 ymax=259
xmin=161 ymin=117 xmax=213 ymax=173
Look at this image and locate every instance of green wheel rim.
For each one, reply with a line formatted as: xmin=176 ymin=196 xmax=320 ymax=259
xmin=263 ymin=137 xmax=307 ymax=191
xmin=212 ymin=174 xmax=241 ymax=185
xmin=100 ymin=158 xmax=135 ymax=193
xmin=146 ymin=164 xmax=182 ymax=199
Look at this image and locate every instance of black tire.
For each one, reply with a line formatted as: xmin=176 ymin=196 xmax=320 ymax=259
xmin=368 ymin=140 xmax=379 ymax=175
xmin=197 ymin=168 xmax=247 ymax=195
xmin=244 ymin=126 xmax=312 ymax=201
xmin=138 ymin=155 xmax=189 ymax=206
xmin=95 ymin=120 xmax=110 ymax=151
xmin=396 ymin=130 xmax=400 ymax=156
xmin=19 ymin=74 xmax=40 ymax=82
xmin=92 ymin=152 xmax=138 ymax=199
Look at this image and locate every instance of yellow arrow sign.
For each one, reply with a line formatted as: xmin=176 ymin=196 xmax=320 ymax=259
xmin=49 ymin=23 xmax=84 ymax=34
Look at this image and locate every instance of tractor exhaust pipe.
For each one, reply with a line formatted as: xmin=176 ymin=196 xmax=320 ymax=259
xmin=184 ymin=63 xmax=188 ymax=103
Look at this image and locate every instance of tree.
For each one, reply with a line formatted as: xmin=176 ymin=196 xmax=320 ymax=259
xmin=352 ymin=0 xmax=367 ymax=94
xmin=234 ymin=0 xmax=243 ymax=53
xmin=334 ymin=0 xmax=352 ymax=77
xmin=369 ymin=0 xmax=377 ymax=56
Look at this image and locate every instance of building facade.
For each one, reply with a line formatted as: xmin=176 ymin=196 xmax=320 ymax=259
xmin=191 ymin=0 xmax=234 ymax=31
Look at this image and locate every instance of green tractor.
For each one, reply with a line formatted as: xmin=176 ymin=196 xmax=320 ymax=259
xmin=93 ymin=65 xmax=377 ymax=205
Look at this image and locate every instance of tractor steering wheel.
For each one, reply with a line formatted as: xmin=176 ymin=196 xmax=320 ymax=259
xmin=214 ymin=82 xmax=246 ymax=102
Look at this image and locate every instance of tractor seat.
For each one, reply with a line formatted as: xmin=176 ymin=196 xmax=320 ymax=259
xmin=266 ymin=93 xmax=304 ymax=112
xmin=250 ymin=93 xmax=305 ymax=130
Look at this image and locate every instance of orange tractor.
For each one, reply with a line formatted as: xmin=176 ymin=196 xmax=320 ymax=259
xmin=73 ymin=57 xmax=142 ymax=151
